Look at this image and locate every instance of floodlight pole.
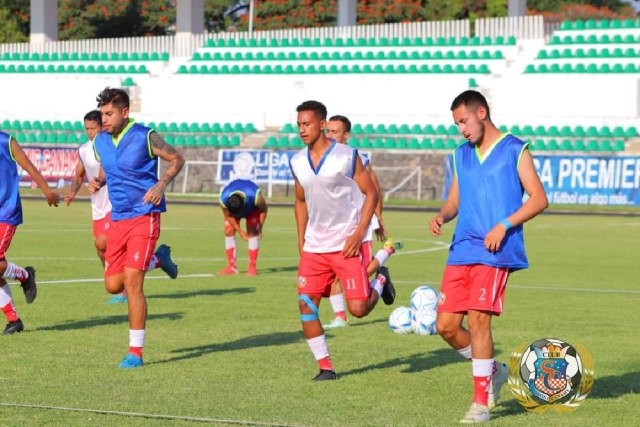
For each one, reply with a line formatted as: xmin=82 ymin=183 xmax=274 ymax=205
xmin=248 ymin=0 xmax=255 ymax=36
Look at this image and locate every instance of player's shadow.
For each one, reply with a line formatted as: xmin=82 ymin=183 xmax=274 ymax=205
xmin=257 ymin=266 xmax=299 ymax=274
xmin=338 ymin=349 xmax=463 ymax=378
xmin=347 ymin=318 xmax=387 ymax=327
xmin=589 ymin=371 xmax=640 ymax=399
xmin=153 ymin=330 xmax=318 ymax=365
xmin=147 ymin=287 xmax=254 ymax=300
xmin=35 ymin=312 xmax=184 ymax=332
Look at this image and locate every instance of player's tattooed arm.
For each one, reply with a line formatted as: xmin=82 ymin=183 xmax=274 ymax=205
xmin=143 ymin=132 xmax=185 ymax=205
xmin=150 ymin=131 xmax=185 ymax=187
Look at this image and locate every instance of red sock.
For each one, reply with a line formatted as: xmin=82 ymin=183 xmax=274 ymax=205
xmin=225 ymin=248 xmax=236 ymax=269
xmin=335 ymin=311 xmax=347 ymax=321
xmin=248 ymin=248 xmax=258 ymax=266
xmin=473 ymin=375 xmax=491 ymax=406
xmin=1 ymin=302 xmax=18 ymax=322
xmin=129 ymin=346 xmax=143 ymax=358
xmin=318 ymin=356 xmax=333 ymax=371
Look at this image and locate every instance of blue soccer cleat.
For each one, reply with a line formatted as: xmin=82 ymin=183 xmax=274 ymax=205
xmin=118 ymin=353 xmax=144 ymax=369
xmin=155 ymin=244 xmax=178 ymax=279
xmin=107 ymin=294 xmax=128 ymax=305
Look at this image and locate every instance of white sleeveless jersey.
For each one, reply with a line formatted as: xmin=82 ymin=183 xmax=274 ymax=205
xmin=290 ymin=142 xmax=364 ymax=253
xmin=78 ymin=140 xmax=112 ymax=220
xmin=358 ymin=152 xmax=379 ymax=243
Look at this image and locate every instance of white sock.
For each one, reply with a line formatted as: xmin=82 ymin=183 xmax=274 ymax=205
xmin=0 ymin=284 xmax=13 ymax=306
xmin=2 ymin=262 xmax=28 ymax=282
xmin=147 ymin=255 xmax=159 ymax=271
xmin=129 ymin=329 xmax=146 ymax=348
xmin=329 ymin=294 xmax=345 ymax=315
xmin=248 ymin=236 xmax=259 ymax=250
xmin=225 ymin=236 xmax=237 ymax=250
xmin=306 ymin=335 xmax=329 ymax=360
xmin=371 ymin=277 xmax=384 ymax=297
xmin=457 ymin=344 xmax=473 ymax=360
xmin=472 ymin=358 xmax=495 ymax=377
xmin=374 ymin=249 xmax=390 ymax=266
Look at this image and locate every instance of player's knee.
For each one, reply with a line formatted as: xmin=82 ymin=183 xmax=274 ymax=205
xmin=223 ymin=227 xmax=235 ymax=237
xmin=347 ymin=302 xmax=368 ymax=318
xmin=94 ymin=236 xmax=107 ymax=252
xmin=466 ymin=311 xmax=491 ymax=331
xmin=0 ymin=259 xmax=6 ymax=275
xmin=298 ymin=295 xmax=319 ymax=322
xmin=105 ymin=280 xmax=124 ymax=295
xmin=435 ymin=316 xmax=458 ymax=338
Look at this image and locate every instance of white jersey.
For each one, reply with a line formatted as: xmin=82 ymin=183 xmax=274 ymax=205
xmin=358 ymin=152 xmax=379 ymax=243
xmin=290 ymin=142 xmax=364 ymax=253
xmin=78 ymin=140 xmax=112 ymax=220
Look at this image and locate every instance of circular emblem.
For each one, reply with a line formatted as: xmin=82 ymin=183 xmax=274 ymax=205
xmin=232 ymin=152 xmax=255 ymax=178
xmin=438 ymin=292 xmax=446 ymax=306
xmin=298 ymin=276 xmax=306 ymax=288
xmin=508 ymin=337 xmax=594 ymax=413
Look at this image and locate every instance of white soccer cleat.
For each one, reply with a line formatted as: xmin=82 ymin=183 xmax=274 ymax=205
xmin=460 ymin=403 xmax=490 ymax=423
xmin=488 ymin=362 xmax=509 ymax=410
xmin=323 ymin=318 xmax=347 ymax=329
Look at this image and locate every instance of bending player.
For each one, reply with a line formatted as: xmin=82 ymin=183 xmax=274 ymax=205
xmin=216 ymin=178 xmax=268 ymax=276
xmin=66 ymin=110 xmax=176 ymax=305
xmin=323 ymin=114 xmax=403 ymax=329
xmin=431 ymin=90 xmax=548 ymax=423
xmin=88 ymin=87 xmax=183 ymax=368
xmin=0 ymin=129 xmax=60 ymax=334
xmin=290 ymin=100 xmax=395 ymax=381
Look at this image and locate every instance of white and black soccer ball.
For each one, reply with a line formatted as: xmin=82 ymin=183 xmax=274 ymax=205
xmin=388 ymin=306 xmax=414 ymax=334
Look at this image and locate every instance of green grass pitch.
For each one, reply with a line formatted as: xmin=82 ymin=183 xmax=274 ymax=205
xmin=1 ymin=199 xmax=638 ymax=426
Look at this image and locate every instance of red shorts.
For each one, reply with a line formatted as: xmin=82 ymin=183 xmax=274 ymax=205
xmin=224 ymin=210 xmax=260 ymax=230
xmin=105 ymin=213 xmax=160 ymax=277
xmin=92 ymin=212 xmax=112 ymax=239
xmin=361 ymin=241 xmax=373 ymax=265
xmin=0 ymin=222 xmax=17 ymax=259
xmin=437 ymin=264 xmax=510 ymax=316
xmin=298 ymin=250 xmax=370 ymax=301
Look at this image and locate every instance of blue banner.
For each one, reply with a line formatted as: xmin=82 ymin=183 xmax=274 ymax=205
xmin=217 ymin=149 xmax=371 ymax=184
xmin=443 ymin=154 xmax=640 ymax=206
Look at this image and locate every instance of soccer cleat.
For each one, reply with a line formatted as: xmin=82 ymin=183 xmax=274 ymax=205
xmin=378 ymin=266 xmax=396 ymax=305
xmin=21 ymin=267 xmax=37 ymax=304
xmin=107 ymin=294 xmax=128 ymax=305
xmin=322 ymin=317 xmax=348 ymax=329
xmin=383 ymin=237 xmax=404 ymax=254
xmin=460 ymin=403 xmax=490 ymax=423
xmin=217 ymin=266 xmax=238 ymax=275
xmin=3 ymin=319 xmax=24 ymax=335
xmin=312 ymin=369 xmax=338 ymax=381
xmin=118 ymin=353 xmax=144 ymax=369
xmin=488 ymin=362 xmax=509 ymax=409
xmin=155 ymin=244 xmax=178 ymax=279
xmin=246 ymin=264 xmax=258 ymax=276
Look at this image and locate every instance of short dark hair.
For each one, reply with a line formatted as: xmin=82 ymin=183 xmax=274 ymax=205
xmin=96 ymin=87 xmax=130 ymax=109
xmin=84 ymin=110 xmax=102 ymax=126
xmin=227 ymin=194 xmax=244 ymax=216
xmin=329 ymin=115 xmax=351 ymax=132
xmin=450 ymin=90 xmax=491 ymax=118
xmin=296 ymin=100 xmax=327 ymax=120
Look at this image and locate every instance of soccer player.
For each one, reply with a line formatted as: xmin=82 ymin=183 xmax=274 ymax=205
xmin=87 ymin=87 xmax=184 ymax=368
xmin=0 ymin=130 xmax=60 ymax=334
xmin=322 ymin=115 xmax=403 ymax=329
xmin=430 ymin=90 xmax=548 ymax=423
xmin=216 ymin=178 xmax=268 ymax=276
xmin=66 ymin=110 xmax=176 ymax=305
xmin=290 ymin=100 xmax=395 ymax=381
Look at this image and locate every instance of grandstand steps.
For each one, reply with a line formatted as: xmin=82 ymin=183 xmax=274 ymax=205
xmin=625 ymin=137 xmax=640 ymax=154
xmin=241 ymin=132 xmax=270 ymax=148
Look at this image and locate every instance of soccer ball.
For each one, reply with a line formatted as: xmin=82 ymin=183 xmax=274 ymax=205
xmin=410 ymin=286 xmax=440 ymax=312
xmin=388 ymin=306 xmax=414 ymax=334
xmin=412 ymin=308 xmax=438 ymax=336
